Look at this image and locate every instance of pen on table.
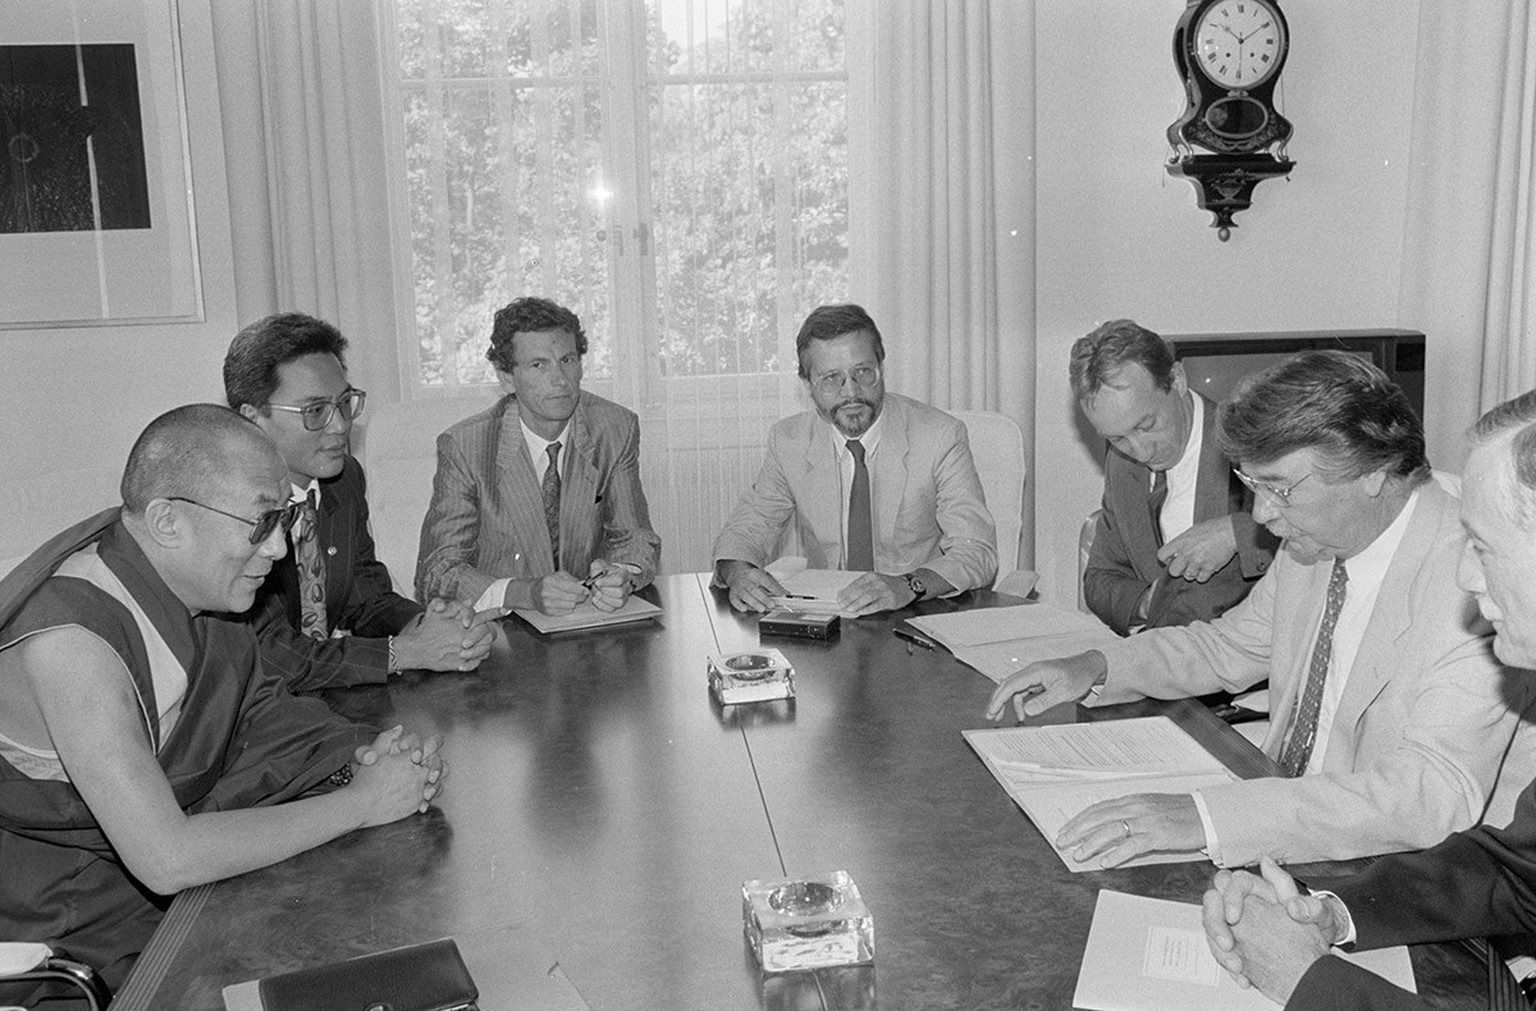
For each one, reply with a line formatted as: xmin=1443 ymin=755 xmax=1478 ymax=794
xmin=893 ymin=627 xmax=935 ymax=651
xmin=779 ymin=593 xmax=817 ymax=600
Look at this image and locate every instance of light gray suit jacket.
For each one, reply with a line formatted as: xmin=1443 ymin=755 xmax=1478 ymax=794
xmin=711 ymin=393 xmax=997 ymax=592
xmin=415 ymin=392 xmax=661 ymax=605
xmin=1092 ymin=480 xmax=1536 ymax=866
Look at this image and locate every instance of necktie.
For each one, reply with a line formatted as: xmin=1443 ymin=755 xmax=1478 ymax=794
xmin=846 ymin=439 xmax=874 ymax=571
xmin=1148 ymin=469 xmax=1169 ymax=548
xmin=543 ymin=441 xmax=563 ymax=568
xmin=294 ymin=490 xmax=328 ymax=640
xmin=1278 ymin=559 xmax=1349 ymax=777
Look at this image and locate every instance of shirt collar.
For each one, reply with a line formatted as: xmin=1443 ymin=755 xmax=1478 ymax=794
xmin=289 ymin=478 xmax=321 ymax=507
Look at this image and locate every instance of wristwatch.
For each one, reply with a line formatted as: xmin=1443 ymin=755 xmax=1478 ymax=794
xmin=904 ymin=571 xmax=926 ymax=601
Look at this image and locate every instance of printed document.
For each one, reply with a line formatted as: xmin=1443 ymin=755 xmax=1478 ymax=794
xmin=1074 ymin=890 xmax=1414 ymax=1010
xmin=907 ymin=603 xmax=1119 ymax=683
xmin=511 ymin=595 xmax=662 ymax=634
xmin=963 ymin=716 xmax=1233 ymax=871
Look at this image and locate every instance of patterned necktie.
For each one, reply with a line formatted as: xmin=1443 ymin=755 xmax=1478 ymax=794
xmin=846 ymin=439 xmax=874 ymax=571
xmin=294 ymin=490 xmax=328 ymax=640
xmin=543 ymin=441 xmax=563 ymax=568
xmin=1149 ymin=469 xmax=1169 ymax=548
xmin=1278 ymin=559 xmax=1349 ymax=777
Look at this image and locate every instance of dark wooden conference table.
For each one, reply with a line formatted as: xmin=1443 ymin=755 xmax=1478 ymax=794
xmin=115 ymin=574 xmax=1486 ymax=1009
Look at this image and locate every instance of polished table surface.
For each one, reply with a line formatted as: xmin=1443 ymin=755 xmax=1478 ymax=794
xmin=116 ymin=575 xmax=1486 ymax=1009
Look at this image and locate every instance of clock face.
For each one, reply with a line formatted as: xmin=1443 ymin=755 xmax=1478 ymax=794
xmin=1194 ymin=0 xmax=1286 ymax=90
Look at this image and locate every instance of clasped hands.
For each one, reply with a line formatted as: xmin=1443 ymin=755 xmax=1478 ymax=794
xmin=351 ymin=724 xmax=449 ymax=820
xmin=391 ymin=597 xmax=501 ymax=673
xmin=720 ymin=560 xmax=914 ymax=616
xmin=1202 ymin=857 xmax=1348 ymax=1004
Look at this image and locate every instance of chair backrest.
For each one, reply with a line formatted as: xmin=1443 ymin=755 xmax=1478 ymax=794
xmin=950 ymin=410 xmax=1026 ymax=582
xmin=356 ymin=396 xmax=496 ymax=597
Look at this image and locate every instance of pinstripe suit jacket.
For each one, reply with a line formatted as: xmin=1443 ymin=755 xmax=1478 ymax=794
xmin=415 ymin=392 xmax=661 ymax=605
xmin=249 ymin=456 xmax=424 ymax=691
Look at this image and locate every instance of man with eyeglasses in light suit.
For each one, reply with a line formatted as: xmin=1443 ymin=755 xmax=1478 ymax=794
xmin=986 ymin=350 xmax=1536 ymax=870
xmin=225 ymin=313 xmax=497 ymax=693
xmin=713 ymin=303 xmax=997 ymax=615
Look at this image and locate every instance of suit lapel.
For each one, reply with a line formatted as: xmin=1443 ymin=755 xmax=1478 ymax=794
xmin=1191 ymin=394 xmax=1234 ymax=521
xmin=1260 ymin=558 xmax=1333 ymax=757
xmin=803 ymin=421 xmax=843 ymax=567
xmin=560 ymin=398 xmax=600 ymax=570
xmin=495 ymin=400 xmax=556 ymax=574
xmin=875 ymin=396 xmax=909 ymax=557
xmin=318 ymin=478 xmax=348 ymax=622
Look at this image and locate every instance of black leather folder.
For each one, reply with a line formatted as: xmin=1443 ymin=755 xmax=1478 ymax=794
xmin=257 ymin=937 xmax=478 ymax=1011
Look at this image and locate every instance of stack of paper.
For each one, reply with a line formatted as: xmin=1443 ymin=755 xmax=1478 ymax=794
xmin=963 ymin=716 xmax=1234 ymax=871
xmin=1074 ymin=890 xmax=1414 ymax=1010
xmin=510 ymin=596 xmax=662 ymax=634
xmin=766 ymin=568 xmax=861 ymax=616
xmin=907 ymin=602 xmax=1120 ymax=684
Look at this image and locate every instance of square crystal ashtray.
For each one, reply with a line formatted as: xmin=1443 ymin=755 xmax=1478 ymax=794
xmin=742 ymin=871 xmax=874 ymax=973
xmin=709 ymin=649 xmax=795 ymax=706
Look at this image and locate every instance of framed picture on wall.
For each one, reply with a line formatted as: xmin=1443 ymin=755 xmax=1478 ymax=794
xmin=0 ymin=0 xmax=203 ymax=328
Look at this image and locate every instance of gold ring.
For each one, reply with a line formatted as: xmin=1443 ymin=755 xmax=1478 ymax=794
xmin=1121 ymin=819 xmax=1132 ymax=838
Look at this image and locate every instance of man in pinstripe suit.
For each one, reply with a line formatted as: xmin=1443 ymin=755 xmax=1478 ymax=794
xmin=416 ymin=297 xmax=661 ymax=616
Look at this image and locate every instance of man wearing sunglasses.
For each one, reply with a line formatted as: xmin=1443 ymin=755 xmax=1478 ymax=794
xmin=713 ymin=303 xmax=997 ymax=615
xmin=0 ymin=405 xmax=444 ymax=990
xmin=986 ymin=351 xmax=1536 ymax=869
xmin=226 ymin=313 xmax=497 ymax=692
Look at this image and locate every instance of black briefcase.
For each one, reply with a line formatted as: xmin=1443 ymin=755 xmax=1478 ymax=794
xmin=257 ymin=937 xmax=479 ymax=1011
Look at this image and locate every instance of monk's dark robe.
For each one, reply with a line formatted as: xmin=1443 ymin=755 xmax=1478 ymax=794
xmin=0 ymin=512 xmax=365 ymax=990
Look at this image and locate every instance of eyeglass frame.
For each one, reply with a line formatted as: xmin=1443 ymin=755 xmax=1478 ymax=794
xmin=265 ymin=388 xmax=367 ymax=431
xmin=167 ymin=496 xmax=300 ymax=544
xmin=1233 ymin=468 xmax=1313 ymax=506
xmin=810 ymin=364 xmax=881 ymax=397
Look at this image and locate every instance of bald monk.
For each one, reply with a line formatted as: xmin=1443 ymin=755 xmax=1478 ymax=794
xmin=0 ymin=405 xmax=445 ymax=992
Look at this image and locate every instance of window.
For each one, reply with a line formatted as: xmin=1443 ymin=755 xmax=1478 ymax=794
xmin=381 ymin=0 xmax=848 ymax=403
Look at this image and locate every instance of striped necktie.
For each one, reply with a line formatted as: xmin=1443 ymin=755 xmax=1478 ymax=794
xmin=1278 ymin=559 xmax=1349 ymax=777
xmin=543 ymin=441 xmax=562 ymax=568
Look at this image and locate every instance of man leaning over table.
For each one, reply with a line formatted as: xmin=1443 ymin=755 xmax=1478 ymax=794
xmin=1202 ymin=388 xmax=1536 ymax=1010
xmin=225 ymin=313 xmax=496 ymax=692
xmin=0 ymin=405 xmax=443 ymax=994
xmin=985 ymin=351 xmax=1536 ymax=869
xmin=415 ymin=296 xmax=661 ymax=617
xmin=712 ymin=303 xmax=997 ymax=616
xmin=1073 ymin=320 xmax=1276 ymax=634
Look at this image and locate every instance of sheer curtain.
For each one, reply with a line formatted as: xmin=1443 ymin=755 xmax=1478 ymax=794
xmin=210 ymin=0 xmax=403 ymax=403
xmin=845 ymin=0 xmax=1036 ymax=562
xmin=1400 ymin=1 xmax=1536 ymax=471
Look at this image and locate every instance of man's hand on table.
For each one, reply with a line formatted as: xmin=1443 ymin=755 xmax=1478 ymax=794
xmin=837 ymin=572 xmax=913 ymax=615
xmin=1202 ymin=857 xmax=1345 ymax=1002
xmin=392 ymin=598 xmax=499 ymax=672
xmin=350 ymin=725 xmax=448 ymax=820
xmin=719 ymin=560 xmax=785 ymax=613
xmin=984 ymin=650 xmax=1108 ymax=720
xmin=1055 ymin=793 xmax=1204 ymax=868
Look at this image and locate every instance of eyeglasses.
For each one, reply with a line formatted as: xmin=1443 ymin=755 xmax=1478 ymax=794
xmin=169 ymin=496 xmax=300 ymax=544
xmin=1234 ymin=469 xmax=1312 ymax=506
xmin=266 ymin=388 xmax=367 ymax=431
xmin=811 ymin=365 xmax=880 ymax=396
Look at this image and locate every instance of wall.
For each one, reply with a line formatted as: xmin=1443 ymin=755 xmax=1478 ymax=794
xmin=1029 ymin=0 xmax=1421 ymax=606
xmin=0 ymin=0 xmax=236 ymax=561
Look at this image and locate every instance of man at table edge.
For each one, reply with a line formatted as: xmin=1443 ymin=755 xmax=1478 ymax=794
xmin=985 ymin=351 xmax=1536 ymax=869
xmin=0 ymin=405 xmax=443 ymax=992
xmin=1203 ymin=386 xmax=1536 ymax=1009
xmin=712 ymin=303 xmax=997 ymax=616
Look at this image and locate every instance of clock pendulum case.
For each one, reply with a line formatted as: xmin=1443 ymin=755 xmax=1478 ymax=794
xmin=1166 ymin=0 xmax=1295 ymax=241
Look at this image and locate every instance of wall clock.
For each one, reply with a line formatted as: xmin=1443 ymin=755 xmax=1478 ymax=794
xmin=1166 ymin=0 xmax=1295 ymax=240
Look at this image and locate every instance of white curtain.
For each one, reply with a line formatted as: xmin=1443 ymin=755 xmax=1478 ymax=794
xmin=209 ymin=0 xmax=403 ymax=404
xmin=845 ymin=0 xmax=1036 ymax=563
xmin=1400 ymin=0 xmax=1536 ymax=472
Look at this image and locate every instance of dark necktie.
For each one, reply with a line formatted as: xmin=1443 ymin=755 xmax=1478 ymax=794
xmin=1149 ymin=470 xmax=1169 ymax=548
xmin=543 ymin=441 xmax=562 ymax=568
xmin=846 ymin=439 xmax=874 ymax=571
xmin=1278 ymin=559 xmax=1349 ymax=777
xmin=294 ymin=490 xmax=328 ymax=640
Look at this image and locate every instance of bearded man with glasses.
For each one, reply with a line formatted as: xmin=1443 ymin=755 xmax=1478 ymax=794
xmin=713 ymin=303 xmax=997 ymax=615
xmin=225 ymin=313 xmax=498 ymax=693
xmin=986 ymin=350 xmax=1536 ymax=871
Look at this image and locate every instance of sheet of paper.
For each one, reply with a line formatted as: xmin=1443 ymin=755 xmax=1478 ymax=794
xmin=964 ymin=718 xmax=1233 ymax=871
xmin=951 ymin=630 xmax=1123 ymax=684
xmin=1074 ymin=890 xmax=1415 ymax=1011
xmin=768 ymin=568 xmax=861 ymax=614
xmin=510 ymin=595 xmax=662 ymax=634
xmin=907 ymin=602 xmax=1113 ymax=649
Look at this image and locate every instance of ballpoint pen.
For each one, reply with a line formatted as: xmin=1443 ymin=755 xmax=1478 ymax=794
xmin=893 ymin=627 xmax=935 ymax=651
